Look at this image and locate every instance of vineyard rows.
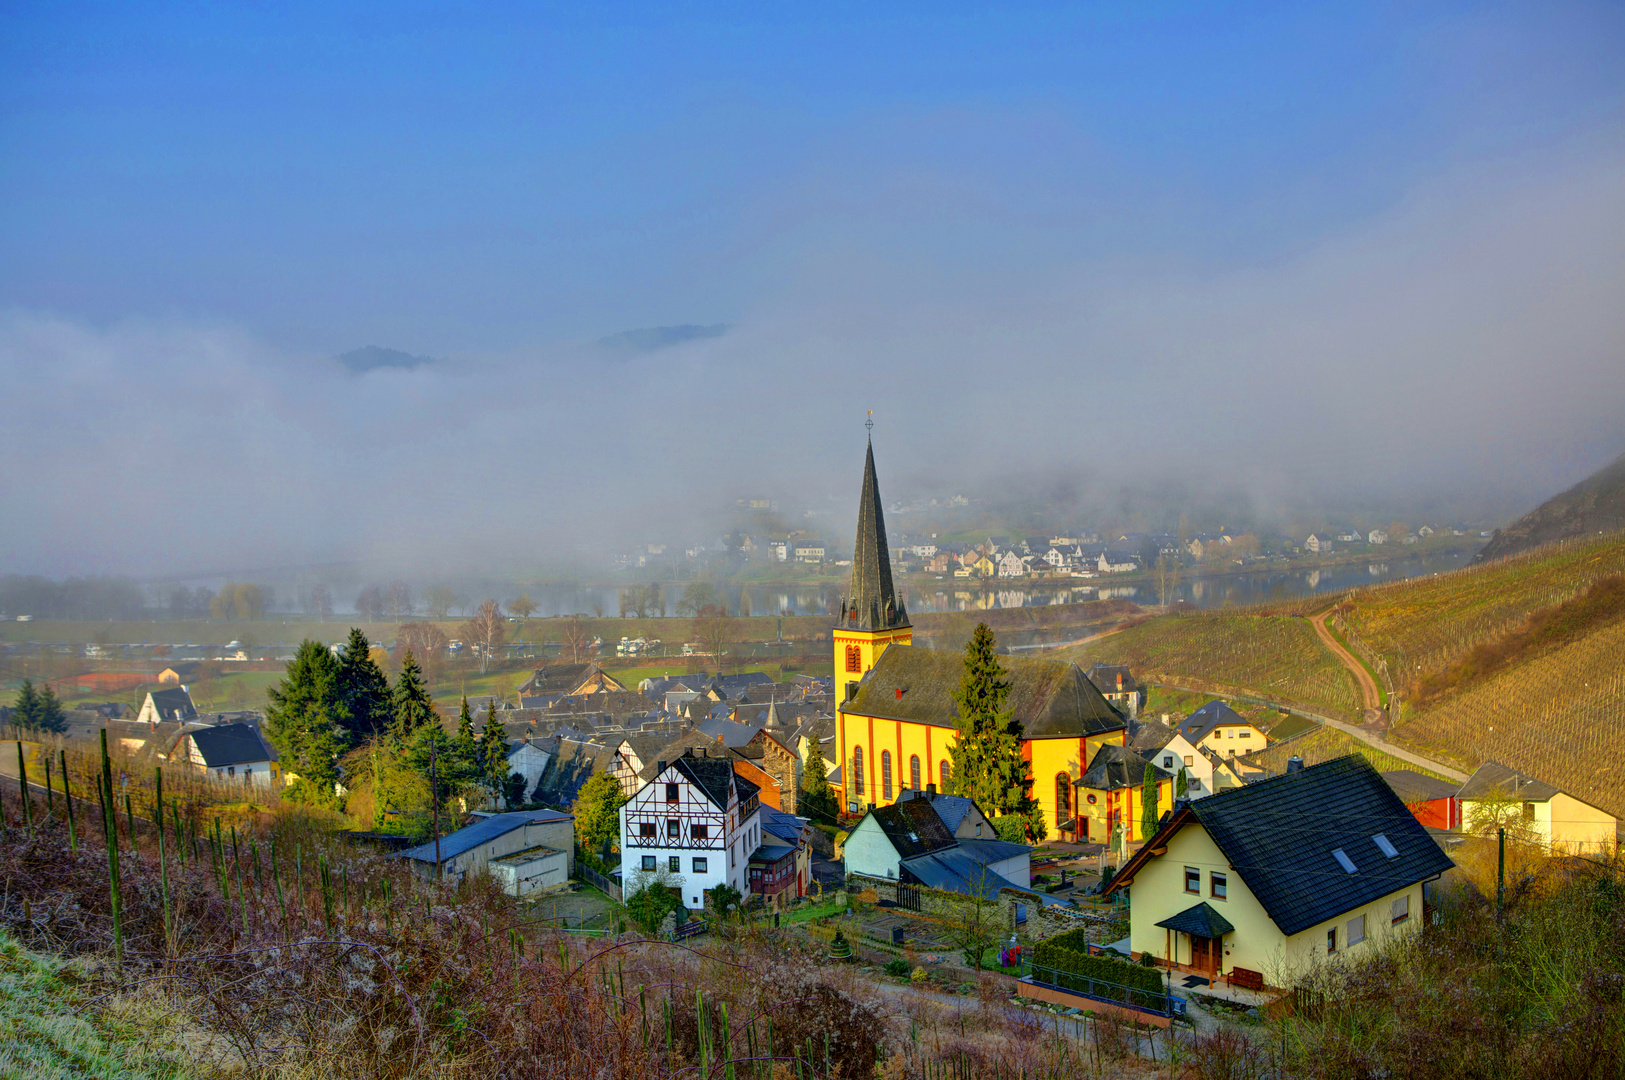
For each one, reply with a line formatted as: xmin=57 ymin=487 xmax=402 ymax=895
xmin=1344 ymin=534 xmax=1625 ymax=678
xmin=1075 ymin=615 xmax=1361 ymax=718
xmin=1395 ymin=616 xmax=1625 ymax=819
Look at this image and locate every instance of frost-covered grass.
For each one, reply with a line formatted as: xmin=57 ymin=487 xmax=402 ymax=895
xmin=0 ymin=930 xmax=197 ymax=1080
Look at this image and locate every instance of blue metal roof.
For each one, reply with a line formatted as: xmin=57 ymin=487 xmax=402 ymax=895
xmin=398 ymin=809 xmax=572 ymax=864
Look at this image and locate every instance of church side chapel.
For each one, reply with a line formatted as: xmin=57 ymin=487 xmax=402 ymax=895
xmin=832 ymin=429 xmax=1141 ymax=842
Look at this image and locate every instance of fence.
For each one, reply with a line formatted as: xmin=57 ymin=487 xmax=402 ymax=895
xmin=574 ymin=862 xmax=622 ymax=902
xmin=1027 ymin=961 xmax=1174 ymax=1018
xmin=672 ymin=918 xmax=707 ymax=942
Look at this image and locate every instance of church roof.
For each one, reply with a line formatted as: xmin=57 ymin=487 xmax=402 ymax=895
xmin=840 ymin=646 xmax=1125 ymax=738
xmin=839 ymin=440 xmax=909 ymax=632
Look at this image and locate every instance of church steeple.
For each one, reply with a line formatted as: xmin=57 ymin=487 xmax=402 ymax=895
xmin=841 ymin=437 xmax=909 ymax=632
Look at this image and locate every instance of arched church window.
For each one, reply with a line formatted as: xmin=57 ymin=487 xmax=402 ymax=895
xmin=1056 ymin=774 xmax=1072 ymax=819
xmin=844 ymin=645 xmax=861 ymax=673
xmin=881 ymin=751 xmax=893 ymax=800
xmin=940 ymin=760 xmax=951 ymax=792
xmin=910 ymin=755 xmax=921 ymax=790
xmin=853 ymin=747 xmax=864 ymax=801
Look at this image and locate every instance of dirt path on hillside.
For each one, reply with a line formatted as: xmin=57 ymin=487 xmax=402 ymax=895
xmin=1310 ymin=609 xmax=1381 ymax=712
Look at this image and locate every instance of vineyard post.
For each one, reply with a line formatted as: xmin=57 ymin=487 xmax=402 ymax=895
xmin=156 ymin=767 xmax=172 ymax=950
xmin=16 ymin=742 xmax=33 ymax=834
xmin=60 ymin=749 xmax=77 ymax=852
xmin=43 ymin=754 xmax=54 ymax=816
xmin=1496 ymin=827 xmax=1505 ymax=917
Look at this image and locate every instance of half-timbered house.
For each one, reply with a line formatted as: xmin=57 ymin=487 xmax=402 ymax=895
xmin=619 ymin=747 xmax=762 ymax=911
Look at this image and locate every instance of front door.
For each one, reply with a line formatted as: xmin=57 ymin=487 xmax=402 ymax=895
xmin=1189 ymin=934 xmax=1218 ymax=975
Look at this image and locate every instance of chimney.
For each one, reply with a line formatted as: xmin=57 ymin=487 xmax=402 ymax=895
xmin=1286 ymin=755 xmax=1304 ymax=774
xmin=656 ymin=760 xmax=666 ymax=775
xmin=1172 ymin=795 xmax=1192 ymax=812
xmin=926 ymin=783 xmax=936 ymax=796
xmin=895 ymin=687 xmax=903 ymax=700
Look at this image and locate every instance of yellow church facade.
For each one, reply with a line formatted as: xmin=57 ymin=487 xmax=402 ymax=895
xmin=828 ymin=433 xmax=1132 ymax=840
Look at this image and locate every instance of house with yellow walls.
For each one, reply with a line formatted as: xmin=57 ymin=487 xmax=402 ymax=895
xmin=1457 ymin=761 xmax=1617 ymax=855
xmin=1173 ymin=700 xmax=1269 ymax=761
xmin=828 ymin=435 xmax=1127 ymax=834
xmin=1105 ymin=756 xmax=1454 ymax=989
xmin=1074 ymin=743 xmax=1174 ymax=844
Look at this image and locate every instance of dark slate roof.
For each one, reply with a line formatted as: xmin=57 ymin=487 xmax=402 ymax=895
xmin=534 ymin=737 xmax=618 ymax=806
xmin=1129 ymin=718 xmax=1178 ymax=755
xmin=1156 ymin=902 xmax=1235 ymax=937
xmin=901 ymin=848 xmax=1062 ymax=905
xmin=518 ymin=663 xmax=622 ymax=696
xmin=1382 ymin=770 xmax=1461 ymax=804
xmin=898 ymin=789 xmax=983 ymax=835
xmin=1457 ymin=761 xmax=1562 ymax=803
xmin=1175 ymin=700 xmax=1249 ymax=743
xmin=761 ymin=806 xmax=810 ymax=845
xmin=188 ymin=723 xmax=275 ymax=768
xmin=842 ymin=646 xmax=1124 ymax=738
xmin=838 ymin=440 xmax=909 ymax=632
xmin=956 ymin=838 xmax=1032 ymax=865
xmin=399 ymin=809 xmax=572 ymax=864
xmin=697 ymin=716 xmax=761 ymax=748
xmin=1087 ymin=663 xmax=1143 ymax=695
xmin=1181 ymin=755 xmax=1455 ymax=937
xmin=1079 ymin=744 xmax=1171 ymax=792
xmin=148 ymin=687 xmax=198 ymax=722
xmin=865 ymin=798 xmax=958 ymax=860
xmin=672 ymin=753 xmax=750 ymax=810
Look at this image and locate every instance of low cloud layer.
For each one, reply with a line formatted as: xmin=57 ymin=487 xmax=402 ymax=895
xmin=3 ymin=135 xmax=1623 ymax=580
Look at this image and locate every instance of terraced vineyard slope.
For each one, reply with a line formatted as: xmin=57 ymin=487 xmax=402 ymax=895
xmin=1394 ymin=613 xmax=1625 ymax=818
xmin=1340 ymin=533 xmax=1625 ymax=680
xmin=1067 ymin=614 xmax=1361 ymax=719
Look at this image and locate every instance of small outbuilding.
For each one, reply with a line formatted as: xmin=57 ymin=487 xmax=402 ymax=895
xmin=399 ymin=809 xmax=575 ymax=894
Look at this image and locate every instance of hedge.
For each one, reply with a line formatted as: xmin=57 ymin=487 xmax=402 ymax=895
xmin=1032 ymin=929 xmax=1164 ymax=999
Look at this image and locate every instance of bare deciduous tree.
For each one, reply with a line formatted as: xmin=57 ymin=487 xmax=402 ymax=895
xmin=384 ymin=581 xmax=415 ymax=619
xmin=397 ymin=621 xmax=449 ymax=684
xmin=692 ymin=609 xmax=737 ymax=670
xmin=1153 ymin=554 xmax=1181 ymax=607
xmin=462 ymin=599 xmax=507 ymax=674
xmin=425 ymin=586 xmax=460 ymax=620
xmin=559 ymin=614 xmax=592 ymax=663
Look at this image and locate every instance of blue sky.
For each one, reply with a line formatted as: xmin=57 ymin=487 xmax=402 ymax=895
xmin=2 ymin=3 xmax=1624 ymax=574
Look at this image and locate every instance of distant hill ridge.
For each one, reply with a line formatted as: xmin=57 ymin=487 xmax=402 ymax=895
xmin=1477 ymin=449 xmax=1625 ymax=562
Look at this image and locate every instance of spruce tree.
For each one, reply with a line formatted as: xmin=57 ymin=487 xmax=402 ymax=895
xmin=1175 ymin=766 xmax=1189 ymax=799
xmin=478 ymin=710 xmax=508 ymax=805
xmin=12 ymin=679 xmax=40 ymax=731
xmin=389 ymin=651 xmax=435 ymax=745
xmin=946 ymin=623 xmax=1040 ymax=831
xmin=336 ymin=628 xmax=392 ymax=738
xmin=800 ymin=746 xmax=837 ymax=824
xmin=1140 ymin=761 xmax=1160 ymax=840
xmin=264 ymin=639 xmax=350 ymax=807
xmin=452 ymin=695 xmax=480 ymax=784
xmin=35 ymin=684 xmax=67 ymax=734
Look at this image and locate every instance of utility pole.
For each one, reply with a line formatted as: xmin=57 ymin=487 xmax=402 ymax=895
xmin=431 ymin=737 xmax=442 ymax=882
xmin=1496 ymin=827 xmax=1505 ymax=916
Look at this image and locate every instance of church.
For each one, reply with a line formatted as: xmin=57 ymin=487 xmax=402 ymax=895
xmin=832 ymin=436 xmax=1169 ymax=842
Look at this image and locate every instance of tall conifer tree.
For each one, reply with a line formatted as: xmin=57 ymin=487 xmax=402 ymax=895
xmin=13 ymin=679 xmax=40 ymax=730
xmin=389 ymin=651 xmax=435 ymax=744
xmin=35 ymin=684 xmax=67 ymax=733
xmin=1140 ymin=761 xmax=1160 ymax=839
xmin=265 ymin=639 xmax=350 ymax=806
xmin=946 ymin=623 xmax=1041 ymax=834
xmin=478 ymin=709 xmax=508 ymax=804
xmin=452 ymin=695 xmax=480 ymax=782
xmin=336 ymin=628 xmax=392 ymax=737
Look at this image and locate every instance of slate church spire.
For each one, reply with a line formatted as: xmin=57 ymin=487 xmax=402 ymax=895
xmin=842 ymin=430 xmax=909 ymax=632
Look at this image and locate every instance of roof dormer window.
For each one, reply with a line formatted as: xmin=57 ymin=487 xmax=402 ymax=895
xmin=1373 ymin=834 xmax=1399 ymax=859
xmin=1332 ymin=848 xmax=1357 ymax=874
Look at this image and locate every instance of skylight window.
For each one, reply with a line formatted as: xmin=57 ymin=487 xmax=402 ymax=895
xmin=1373 ymin=834 xmax=1399 ymax=859
xmin=1332 ymin=849 xmax=1358 ymax=874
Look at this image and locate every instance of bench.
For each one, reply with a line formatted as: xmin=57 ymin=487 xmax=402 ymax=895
xmin=1229 ymin=967 xmax=1265 ymax=992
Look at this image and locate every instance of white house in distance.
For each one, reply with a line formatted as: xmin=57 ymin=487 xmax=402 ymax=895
xmin=1173 ymin=700 xmax=1269 ymax=760
xmin=1368 ymin=529 xmax=1389 ymax=545
xmin=176 ymin=723 xmax=280 ymax=787
xmin=1106 ymin=756 xmax=1453 ymax=988
xmin=619 ymin=747 xmax=761 ymax=911
xmin=1457 ymin=761 xmax=1617 ymax=855
xmin=1137 ymin=727 xmax=1244 ymax=800
xmin=398 ymin=809 xmax=575 ymax=895
xmin=137 ymin=687 xmax=198 ymax=725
